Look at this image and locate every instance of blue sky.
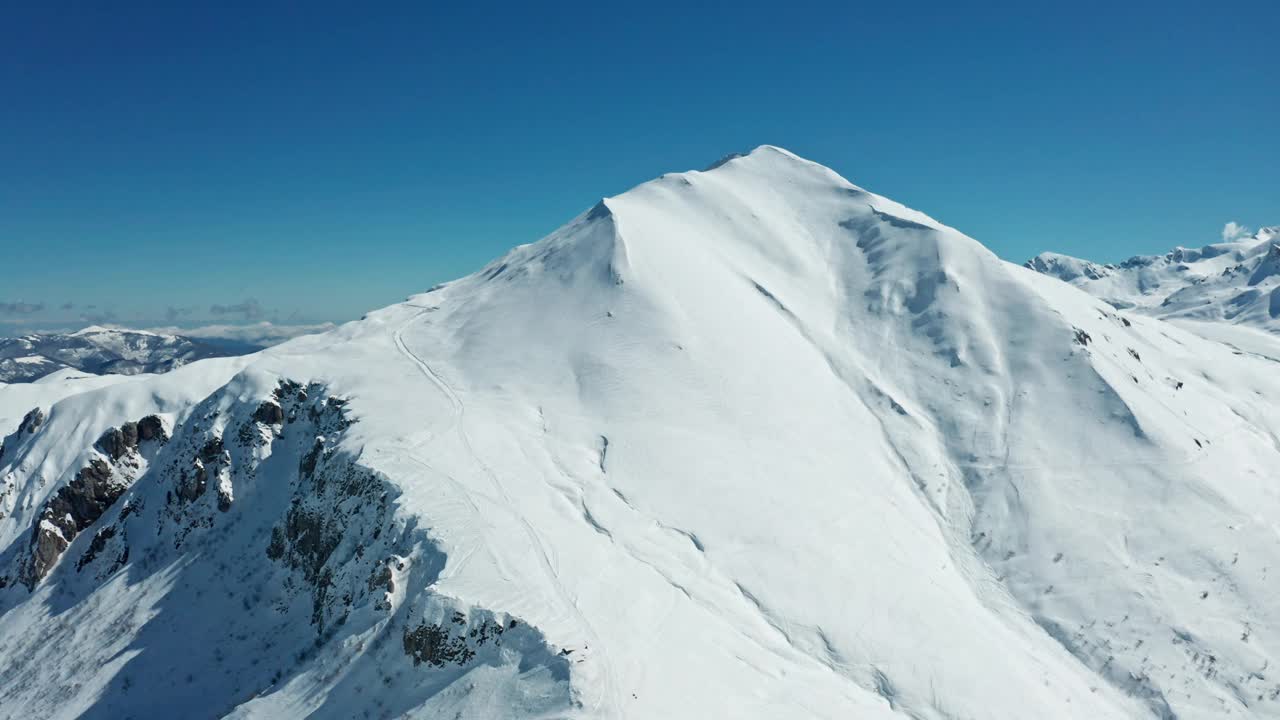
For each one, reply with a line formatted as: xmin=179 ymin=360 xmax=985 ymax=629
xmin=2 ymin=1 xmax=1277 ymax=334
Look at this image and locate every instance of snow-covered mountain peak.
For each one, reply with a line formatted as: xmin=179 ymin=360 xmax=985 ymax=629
xmin=606 ymin=145 xmax=955 ymax=270
xmin=1028 ymin=223 xmax=1280 ymax=334
xmin=6 ymin=150 xmax=1280 ymax=719
xmin=70 ymin=325 xmax=149 ymax=337
xmin=701 ymin=143 xmax=817 ymax=172
xmin=1248 ymin=242 xmax=1280 ymax=285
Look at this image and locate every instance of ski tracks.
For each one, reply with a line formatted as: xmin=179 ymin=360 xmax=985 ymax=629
xmin=392 ymin=310 xmax=623 ymax=719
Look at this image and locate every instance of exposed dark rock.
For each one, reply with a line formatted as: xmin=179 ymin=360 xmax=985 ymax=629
xmin=96 ymin=416 xmax=167 ymax=461
xmin=172 ymin=436 xmax=228 ymax=505
xmin=282 ymin=506 xmax=341 ymax=583
xmin=18 ymin=413 xmax=171 ymax=586
xmin=300 ymin=439 xmax=324 ymax=479
xmin=402 ymin=614 xmax=513 ymax=668
xmin=18 ymin=407 xmax=44 ymax=434
xmin=199 ymin=436 xmax=225 ymax=464
xmin=266 ymin=526 xmax=287 ymax=560
xmin=273 ymin=379 xmax=304 ymax=401
xmin=177 ymin=462 xmax=208 ymax=503
xmin=76 ymin=525 xmax=118 ymax=571
xmin=468 ymin=617 xmax=507 ymax=647
xmin=254 ymin=401 xmax=285 ymax=425
xmin=28 ymin=527 xmax=69 ymax=586
xmin=26 ymin=458 xmax=124 ymax=585
xmin=96 ymin=423 xmax=139 ymax=460
xmin=137 ymin=414 xmax=167 ymax=443
xmin=253 ymin=382 xmax=406 ymax=634
xmin=403 ymin=622 xmax=476 ymax=667
xmin=55 ymin=459 xmax=118 ymax=534
xmin=368 ymin=562 xmax=394 ymax=594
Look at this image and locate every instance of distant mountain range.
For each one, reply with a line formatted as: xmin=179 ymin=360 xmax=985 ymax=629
xmin=1027 ymin=225 xmax=1280 ymax=333
xmin=0 ymin=326 xmax=260 ymax=383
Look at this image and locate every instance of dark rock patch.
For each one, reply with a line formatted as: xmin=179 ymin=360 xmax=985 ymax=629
xmin=26 ymin=458 xmax=124 ymax=585
xmin=137 ymin=415 xmax=167 ymax=443
xmin=254 ymin=401 xmax=285 ymax=426
xmin=18 ymin=407 xmax=44 ymax=434
xmin=76 ymin=525 xmax=118 ymax=571
xmin=96 ymin=423 xmax=139 ymax=461
xmin=403 ymin=622 xmax=476 ymax=667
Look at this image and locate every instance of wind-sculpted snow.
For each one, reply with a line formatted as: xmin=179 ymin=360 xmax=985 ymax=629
xmin=2 ymin=146 xmax=1280 ymax=718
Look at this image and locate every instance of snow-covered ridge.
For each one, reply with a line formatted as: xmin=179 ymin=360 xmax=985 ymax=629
xmin=4 ymin=146 xmax=1280 ymax=718
xmin=0 ymin=326 xmax=260 ymax=383
xmin=0 ymin=375 xmax=569 ymax=717
xmin=1027 ymin=225 xmax=1280 ymax=333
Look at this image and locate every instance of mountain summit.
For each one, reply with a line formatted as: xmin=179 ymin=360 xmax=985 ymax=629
xmin=3 ymin=147 xmax=1280 ymax=719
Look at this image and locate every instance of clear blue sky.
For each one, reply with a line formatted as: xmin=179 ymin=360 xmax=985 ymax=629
xmin=2 ymin=1 xmax=1276 ymax=333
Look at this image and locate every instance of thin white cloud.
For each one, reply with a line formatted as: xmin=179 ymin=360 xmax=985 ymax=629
xmin=144 ymin=321 xmax=336 ymax=347
xmin=1222 ymin=221 xmax=1251 ymax=242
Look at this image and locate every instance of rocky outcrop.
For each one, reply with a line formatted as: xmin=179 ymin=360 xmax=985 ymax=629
xmin=21 ymin=415 xmax=167 ymax=587
xmin=403 ymin=614 xmax=516 ymax=668
xmin=403 ymin=619 xmax=478 ymax=667
xmin=2 ymin=377 xmax=571 ymax=716
xmin=137 ymin=414 xmax=166 ymax=442
xmin=253 ymin=400 xmax=284 ymax=425
xmin=17 ymin=408 xmax=44 ymax=435
xmin=257 ymin=382 xmax=385 ymax=633
xmin=26 ymin=458 xmax=120 ymax=585
xmin=96 ymin=424 xmax=138 ymax=461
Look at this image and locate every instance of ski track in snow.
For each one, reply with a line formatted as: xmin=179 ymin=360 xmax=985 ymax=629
xmin=394 ymin=308 xmax=624 ymax=719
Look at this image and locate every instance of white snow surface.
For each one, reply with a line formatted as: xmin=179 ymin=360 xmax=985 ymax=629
xmin=0 ymin=369 xmax=138 ymax=437
xmin=1027 ymin=226 xmax=1280 ymax=333
xmin=3 ymin=146 xmax=1280 ymax=719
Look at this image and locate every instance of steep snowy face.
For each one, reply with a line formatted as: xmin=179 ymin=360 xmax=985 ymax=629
xmin=3 ymin=146 xmax=1280 ymax=720
xmin=1027 ymin=226 xmax=1280 ymax=333
xmin=0 ymin=326 xmax=259 ymax=383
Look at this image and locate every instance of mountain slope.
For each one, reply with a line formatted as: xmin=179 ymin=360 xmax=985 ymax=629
xmin=1027 ymin=226 xmax=1280 ymax=333
xmin=0 ymin=326 xmax=259 ymax=383
xmin=3 ymin=147 xmax=1280 ymax=719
